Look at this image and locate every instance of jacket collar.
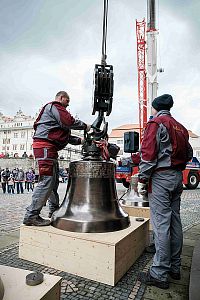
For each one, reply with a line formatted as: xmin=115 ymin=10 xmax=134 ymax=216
xmin=156 ymin=110 xmax=171 ymax=117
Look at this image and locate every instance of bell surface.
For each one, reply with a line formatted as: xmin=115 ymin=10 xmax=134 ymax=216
xmin=120 ymin=175 xmax=149 ymax=207
xmin=52 ymin=160 xmax=130 ymax=233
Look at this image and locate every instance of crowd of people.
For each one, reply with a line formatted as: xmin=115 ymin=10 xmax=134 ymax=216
xmin=0 ymin=166 xmax=69 ymax=194
xmin=0 ymin=167 xmax=36 ymax=194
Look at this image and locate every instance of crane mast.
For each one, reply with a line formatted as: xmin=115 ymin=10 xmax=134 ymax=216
xmin=136 ymin=19 xmax=147 ymax=142
xmin=136 ymin=0 xmax=159 ymax=141
xmin=146 ymin=0 xmax=158 ymax=115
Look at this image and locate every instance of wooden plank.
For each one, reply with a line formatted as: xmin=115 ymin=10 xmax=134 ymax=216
xmin=19 ymin=217 xmax=149 ymax=286
xmin=41 ymin=284 xmax=61 ymax=300
xmin=122 ymin=206 xmax=150 ymax=218
xmin=0 ymin=265 xmax=61 ymax=300
xmin=122 ymin=206 xmax=152 ymax=230
xmin=20 ymin=242 xmax=115 ymax=285
xmin=115 ymin=222 xmax=149 ymax=283
xmin=20 ymin=217 xmax=148 ymax=245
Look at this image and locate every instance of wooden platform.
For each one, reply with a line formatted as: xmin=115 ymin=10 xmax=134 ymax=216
xmin=0 ymin=264 xmax=61 ymax=300
xmin=121 ymin=205 xmax=151 ymax=230
xmin=19 ymin=217 xmax=149 ymax=286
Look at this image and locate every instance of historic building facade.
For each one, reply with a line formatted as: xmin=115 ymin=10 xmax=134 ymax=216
xmin=1 ymin=111 xmax=199 ymax=163
xmin=0 ymin=110 xmax=83 ymax=161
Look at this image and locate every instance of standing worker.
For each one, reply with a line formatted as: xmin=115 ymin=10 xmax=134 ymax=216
xmin=138 ymin=94 xmax=193 ymax=289
xmin=23 ymin=91 xmax=91 ymax=226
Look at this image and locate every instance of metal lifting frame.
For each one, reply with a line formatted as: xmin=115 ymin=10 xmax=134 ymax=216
xmin=136 ymin=18 xmax=147 ymax=143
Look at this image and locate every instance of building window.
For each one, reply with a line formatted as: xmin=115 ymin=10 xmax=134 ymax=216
xmin=13 ymin=145 xmax=17 ymax=150
xmin=3 ymin=139 xmax=6 ymax=144
xmin=21 ymin=131 xmax=25 ymax=138
xmin=119 ymin=149 xmax=123 ymax=155
xmin=117 ymin=140 xmax=123 ymax=144
xmin=7 ymin=146 xmax=9 ymax=150
xmin=14 ymin=132 xmax=18 ymax=138
xmin=20 ymin=144 xmax=25 ymax=150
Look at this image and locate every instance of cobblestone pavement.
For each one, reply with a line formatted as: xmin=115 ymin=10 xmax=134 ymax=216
xmin=0 ymin=184 xmax=200 ymax=299
xmin=1 ymin=184 xmax=200 ymax=237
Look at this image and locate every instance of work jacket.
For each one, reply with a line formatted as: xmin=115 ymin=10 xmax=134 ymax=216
xmin=138 ymin=110 xmax=193 ymax=183
xmin=15 ymin=170 xmax=25 ymax=182
xmin=33 ymin=101 xmax=87 ymax=150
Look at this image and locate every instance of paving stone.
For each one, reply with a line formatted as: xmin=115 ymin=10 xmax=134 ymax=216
xmin=183 ymin=238 xmax=197 ymax=247
xmin=181 ymin=255 xmax=192 ymax=268
xmin=144 ymin=283 xmax=189 ymax=300
xmin=183 ymin=231 xmax=200 ymax=240
xmin=182 ymin=245 xmax=194 ymax=257
xmin=0 ymin=185 xmax=200 ymax=300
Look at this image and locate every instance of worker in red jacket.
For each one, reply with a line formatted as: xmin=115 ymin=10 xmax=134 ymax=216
xmin=23 ymin=91 xmax=91 ymax=226
xmin=138 ymin=94 xmax=193 ymax=289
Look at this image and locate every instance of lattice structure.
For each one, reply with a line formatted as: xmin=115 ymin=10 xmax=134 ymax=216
xmin=136 ymin=19 xmax=147 ymax=143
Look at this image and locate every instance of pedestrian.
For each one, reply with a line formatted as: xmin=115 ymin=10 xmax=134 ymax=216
xmin=26 ymin=169 xmax=35 ymax=192
xmin=12 ymin=168 xmax=18 ymax=188
xmin=22 ymin=151 xmax=28 ymax=158
xmin=138 ymin=94 xmax=193 ymax=289
xmin=23 ymin=91 xmax=91 ymax=226
xmin=7 ymin=174 xmax=15 ymax=194
xmin=15 ymin=167 xmax=25 ymax=194
xmin=1 ymin=169 xmax=7 ymax=193
xmin=62 ymin=168 xmax=68 ymax=183
xmin=1 ymin=168 xmax=10 ymax=193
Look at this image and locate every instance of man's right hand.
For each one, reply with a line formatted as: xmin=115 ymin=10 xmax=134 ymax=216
xmin=86 ymin=124 xmax=91 ymax=132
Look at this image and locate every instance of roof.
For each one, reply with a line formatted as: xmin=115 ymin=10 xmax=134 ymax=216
xmin=109 ymin=124 xmax=199 ymax=139
xmin=188 ymin=130 xmax=199 ymax=138
xmin=109 ymin=124 xmax=140 ymax=138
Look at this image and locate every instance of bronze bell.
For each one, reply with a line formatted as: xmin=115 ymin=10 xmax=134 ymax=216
xmin=121 ymin=175 xmax=149 ymax=207
xmin=52 ymin=160 xmax=130 ymax=233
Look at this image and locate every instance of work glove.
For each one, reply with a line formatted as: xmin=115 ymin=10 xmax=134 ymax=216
xmin=80 ymin=138 xmax=84 ymax=145
xmin=86 ymin=124 xmax=91 ymax=132
xmin=137 ymin=182 xmax=148 ymax=195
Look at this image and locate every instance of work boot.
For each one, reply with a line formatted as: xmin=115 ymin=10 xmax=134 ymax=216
xmin=138 ymin=272 xmax=169 ymax=289
xmin=169 ymin=271 xmax=181 ymax=280
xmin=23 ymin=216 xmax=51 ymax=226
xmin=145 ymin=243 xmax=156 ymax=254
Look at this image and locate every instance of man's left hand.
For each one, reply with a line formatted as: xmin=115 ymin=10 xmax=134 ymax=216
xmin=137 ymin=182 xmax=148 ymax=195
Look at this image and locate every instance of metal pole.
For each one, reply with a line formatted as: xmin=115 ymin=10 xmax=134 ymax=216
xmin=146 ymin=0 xmax=158 ymax=116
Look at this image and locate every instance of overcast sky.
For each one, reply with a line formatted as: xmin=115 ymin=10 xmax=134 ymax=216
xmin=0 ymin=0 xmax=200 ymax=134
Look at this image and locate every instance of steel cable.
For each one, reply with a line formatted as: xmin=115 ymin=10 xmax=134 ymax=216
xmin=101 ymin=0 xmax=108 ymax=65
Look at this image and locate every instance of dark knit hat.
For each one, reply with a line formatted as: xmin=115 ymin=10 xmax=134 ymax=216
xmin=152 ymin=94 xmax=174 ymax=111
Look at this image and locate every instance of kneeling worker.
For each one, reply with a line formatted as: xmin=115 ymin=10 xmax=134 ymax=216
xmin=23 ymin=91 xmax=91 ymax=226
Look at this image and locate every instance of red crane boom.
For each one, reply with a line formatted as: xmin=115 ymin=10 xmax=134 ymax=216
xmin=136 ymin=18 xmax=147 ymax=142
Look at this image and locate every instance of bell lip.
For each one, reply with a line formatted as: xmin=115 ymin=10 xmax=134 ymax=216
xmin=121 ymin=200 xmax=149 ymax=207
xmin=51 ymin=216 xmax=130 ymax=233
